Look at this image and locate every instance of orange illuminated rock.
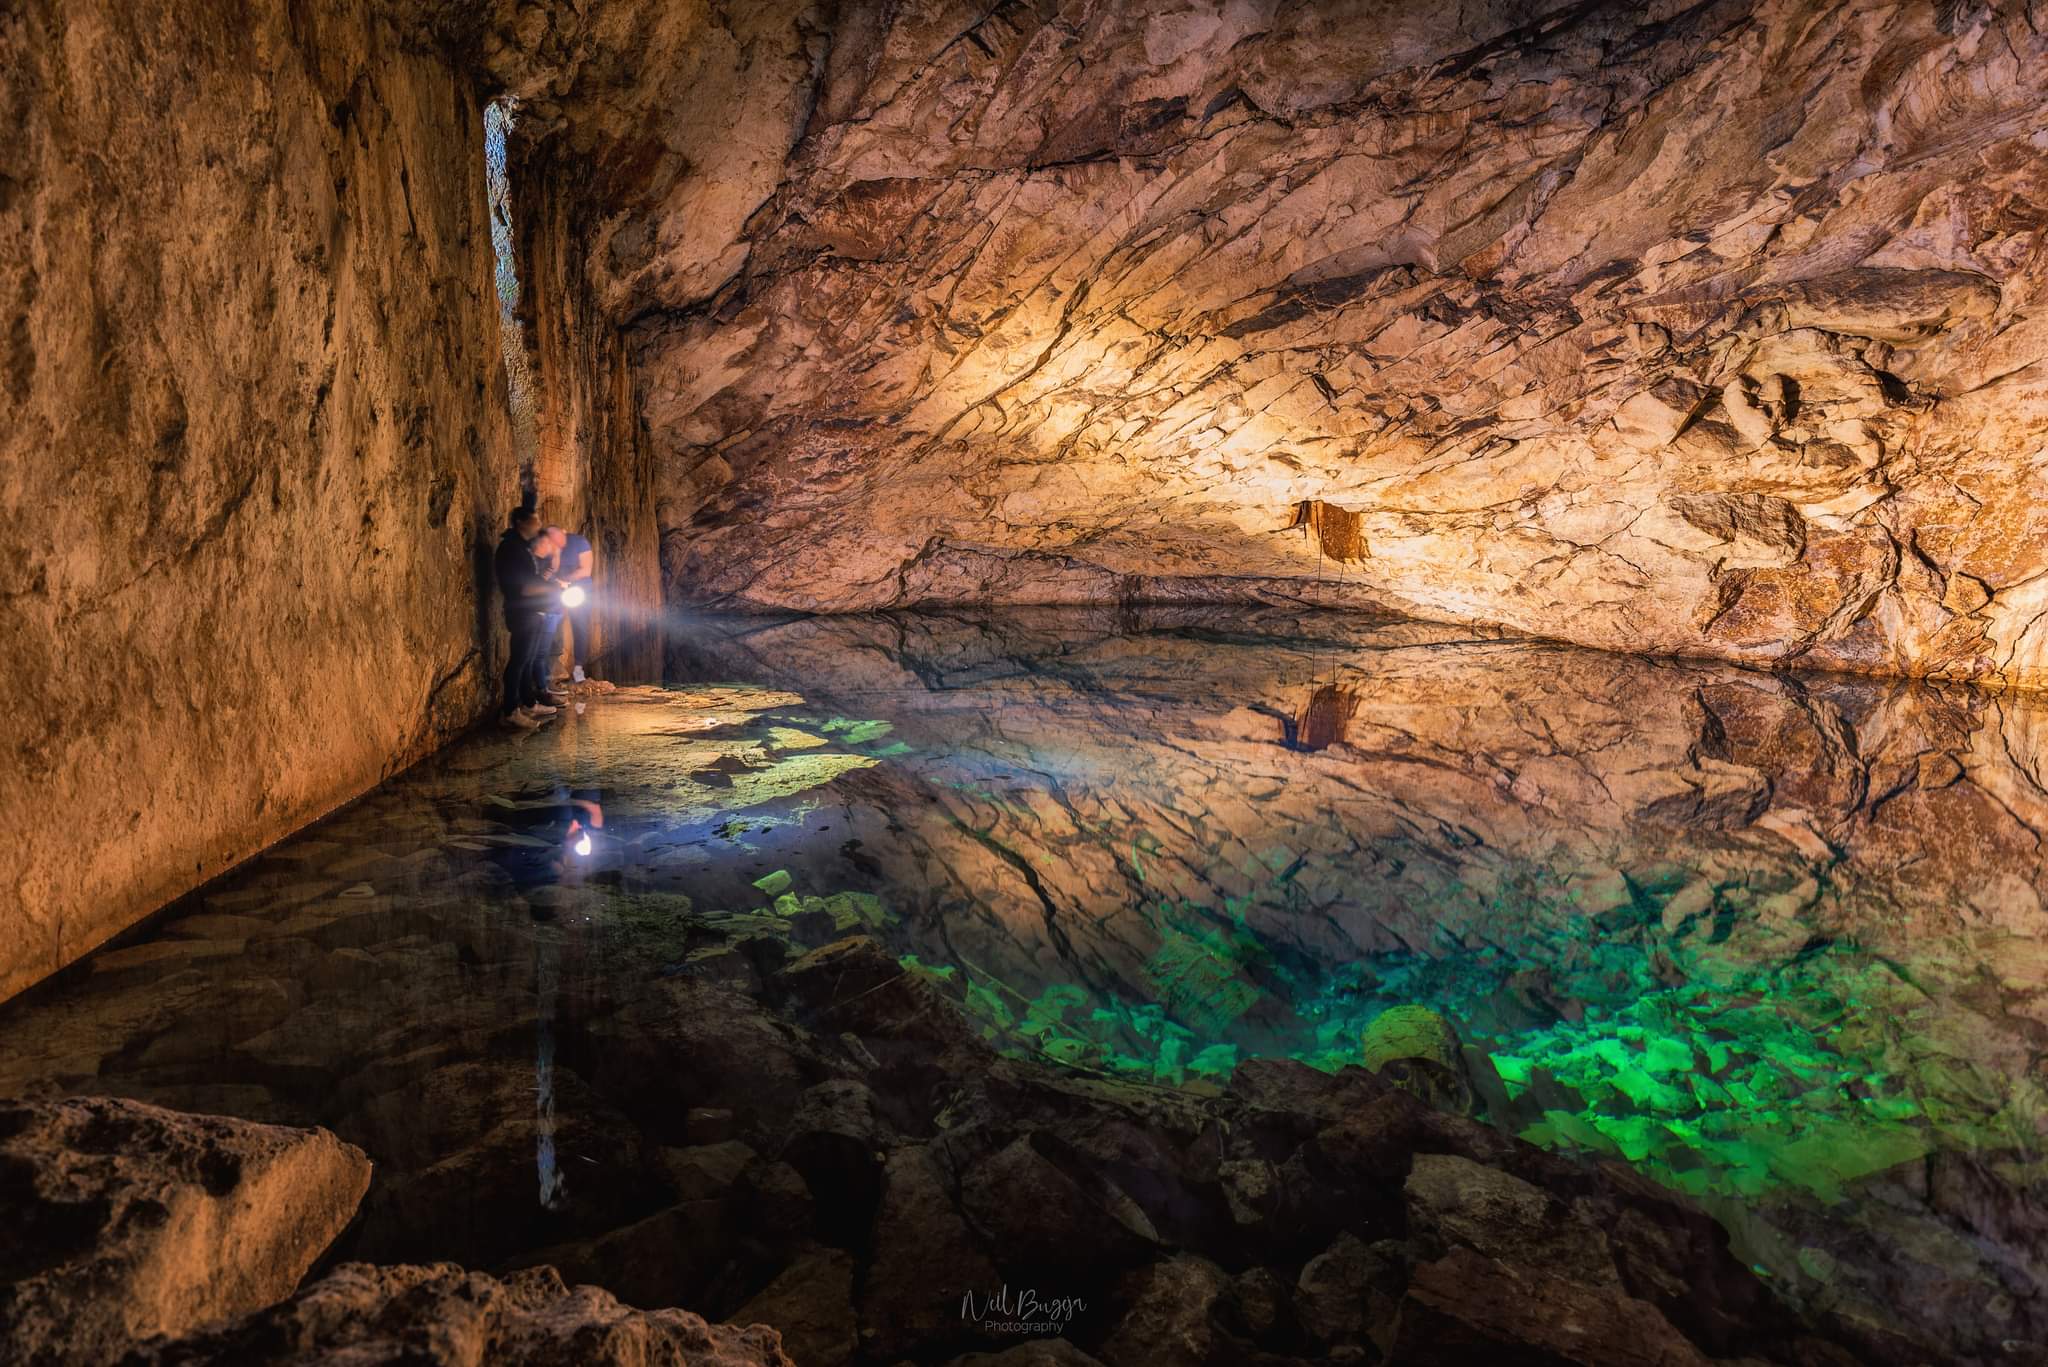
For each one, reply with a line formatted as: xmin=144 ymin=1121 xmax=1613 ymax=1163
xmin=0 ymin=1096 xmax=371 ymax=1365
xmin=465 ymin=1 xmax=2048 ymax=684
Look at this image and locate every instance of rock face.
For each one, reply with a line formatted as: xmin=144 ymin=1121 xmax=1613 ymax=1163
xmin=0 ymin=0 xmax=517 ymax=1001
xmin=126 ymin=1262 xmax=792 ymax=1367
xmin=0 ymin=1095 xmax=371 ymax=1366
xmin=0 ymin=0 xmax=659 ymax=1000
xmin=463 ymin=0 xmax=2048 ymax=686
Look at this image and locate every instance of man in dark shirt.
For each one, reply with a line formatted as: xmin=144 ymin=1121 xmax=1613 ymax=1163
xmin=557 ymin=527 xmax=595 ymax=684
xmin=494 ymin=508 xmax=558 ymax=730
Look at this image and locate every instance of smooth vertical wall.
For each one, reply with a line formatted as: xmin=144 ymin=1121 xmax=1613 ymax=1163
xmin=0 ymin=1 xmax=525 ymax=1000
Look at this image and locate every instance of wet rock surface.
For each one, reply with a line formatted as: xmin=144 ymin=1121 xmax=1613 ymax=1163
xmin=124 ymin=1262 xmax=791 ymax=1367
xmin=0 ymin=1096 xmax=371 ymax=1366
xmin=0 ymin=0 xmax=523 ymax=1000
xmin=1 ymin=609 xmax=2043 ymax=1363
xmin=0 ymin=0 xmax=666 ymax=1001
xmin=448 ymin=1 xmax=2048 ymax=689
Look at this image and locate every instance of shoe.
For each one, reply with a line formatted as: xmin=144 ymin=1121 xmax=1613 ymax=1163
xmin=526 ymin=702 xmax=558 ymax=717
xmin=501 ymin=709 xmax=540 ymax=731
xmin=571 ymin=666 xmax=586 ymax=685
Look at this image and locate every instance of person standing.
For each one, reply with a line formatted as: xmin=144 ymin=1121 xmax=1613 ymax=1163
xmin=529 ymin=527 xmax=570 ymax=707
xmin=557 ymin=526 xmax=595 ymax=684
xmin=494 ymin=509 xmax=558 ymax=731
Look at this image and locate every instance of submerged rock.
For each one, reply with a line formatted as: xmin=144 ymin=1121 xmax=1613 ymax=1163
xmin=1097 ymin=1255 xmax=1228 ymax=1367
xmin=860 ymin=1145 xmax=1001 ymax=1358
xmin=0 ymin=1096 xmax=370 ymax=1366
xmin=1359 ymin=1004 xmax=1473 ymax=1112
xmin=1292 ymin=1232 xmax=1406 ymax=1349
xmin=1388 ymin=1247 xmax=1714 ymax=1367
xmin=124 ymin=1262 xmax=790 ymax=1366
xmin=730 ymin=1243 xmax=858 ymax=1367
xmin=1403 ymin=1153 xmax=1620 ymax=1290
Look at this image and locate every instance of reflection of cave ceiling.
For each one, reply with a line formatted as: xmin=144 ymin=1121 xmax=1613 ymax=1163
xmin=669 ymin=606 xmax=2048 ymax=1357
xmin=473 ymin=1 xmax=2048 ymax=684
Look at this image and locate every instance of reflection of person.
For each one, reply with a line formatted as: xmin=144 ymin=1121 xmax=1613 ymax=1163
xmin=493 ymin=509 xmax=558 ymax=731
xmin=489 ymin=791 xmax=605 ymax=892
xmin=557 ymin=528 xmax=595 ymax=684
xmin=560 ymin=797 xmax=603 ymax=864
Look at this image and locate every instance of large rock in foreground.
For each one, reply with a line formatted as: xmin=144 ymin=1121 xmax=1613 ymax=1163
xmin=0 ymin=1096 xmax=371 ymax=1366
xmin=126 ymin=1262 xmax=792 ymax=1367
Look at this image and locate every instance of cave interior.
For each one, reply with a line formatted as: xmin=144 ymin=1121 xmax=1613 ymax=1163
xmin=6 ymin=2 xmax=2048 ymax=1365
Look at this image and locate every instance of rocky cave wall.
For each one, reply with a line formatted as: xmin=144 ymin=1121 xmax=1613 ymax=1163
xmin=470 ymin=0 xmax=2048 ymax=686
xmin=0 ymin=0 xmax=656 ymax=1000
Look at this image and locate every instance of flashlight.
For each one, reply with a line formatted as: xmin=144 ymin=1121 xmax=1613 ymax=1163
xmin=561 ymin=584 xmax=586 ymax=608
xmin=573 ymin=833 xmax=592 ymax=857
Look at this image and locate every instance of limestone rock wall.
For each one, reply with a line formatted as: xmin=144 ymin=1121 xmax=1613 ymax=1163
xmin=0 ymin=1 xmax=655 ymax=1000
xmin=479 ymin=0 xmax=2048 ymax=686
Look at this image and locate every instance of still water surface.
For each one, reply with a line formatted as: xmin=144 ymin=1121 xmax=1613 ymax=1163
xmin=4 ymin=608 xmax=2044 ymax=1350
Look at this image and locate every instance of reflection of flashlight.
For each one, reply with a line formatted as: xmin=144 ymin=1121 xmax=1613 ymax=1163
xmin=560 ymin=584 xmax=586 ymax=608
xmin=573 ymin=833 xmax=592 ymax=857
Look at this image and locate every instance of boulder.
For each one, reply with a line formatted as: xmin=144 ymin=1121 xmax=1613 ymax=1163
xmin=780 ymin=1080 xmax=890 ymax=1246
xmin=123 ymin=1262 xmax=790 ymax=1366
xmin=1220 ymin=1265 xmax=1290 ymax=1341
xmin=1358 ymin=1005 xmax=1473 ymax=1111
xmin=957 ymin=1134 xmax=1159 ymax=1274
xmin=511 ymin=1200 xmax=738 ymax=1315
xmin=1387 ymin=1248 xmax=1712 ymax=1367
xmin=0 ymin=1095 xmax=370 ymax=1366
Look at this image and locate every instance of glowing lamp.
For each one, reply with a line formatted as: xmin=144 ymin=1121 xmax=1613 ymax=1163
xmin=574 ymin=833 xmax=592 ymax=857
xmin=561 ymin=584 xmax=587 ymax=608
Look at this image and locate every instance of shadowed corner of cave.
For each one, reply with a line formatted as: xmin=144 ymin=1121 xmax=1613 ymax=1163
xmin=6 ymin=1 xmax=2048 ymax=1365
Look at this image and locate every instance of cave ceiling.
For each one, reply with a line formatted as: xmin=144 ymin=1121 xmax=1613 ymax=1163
xmin=451 ymin=0 xmax=2048 ymax=684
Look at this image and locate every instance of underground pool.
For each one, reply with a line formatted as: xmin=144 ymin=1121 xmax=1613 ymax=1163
xmin=3 ymin=607 xmax=2041 ymax=1363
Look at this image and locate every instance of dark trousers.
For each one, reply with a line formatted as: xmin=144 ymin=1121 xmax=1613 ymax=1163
xmin=565 ymin=602 xmax=592 ymax=668
xmin=529 ymin=612 xmax=564 ymax=696
xmin=503 ymin=614 xmax=546 ymax=715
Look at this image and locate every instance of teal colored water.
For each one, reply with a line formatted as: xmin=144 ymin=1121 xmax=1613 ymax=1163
xmin=3 ymin=607 xmax=2043 ymax=1346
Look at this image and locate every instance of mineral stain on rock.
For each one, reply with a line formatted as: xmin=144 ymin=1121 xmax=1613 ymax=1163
xmin=1289 ymin=500 xmax=1370 ymax=565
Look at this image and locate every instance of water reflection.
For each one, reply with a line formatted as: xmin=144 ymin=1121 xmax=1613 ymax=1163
xmin=1 ymin=607 xmax=2044 ymax=1355
xmin=489 ymin=791 xmax=606 ymax=1212
xmin=667 ymin=608 xmax=2048 ymax=1345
